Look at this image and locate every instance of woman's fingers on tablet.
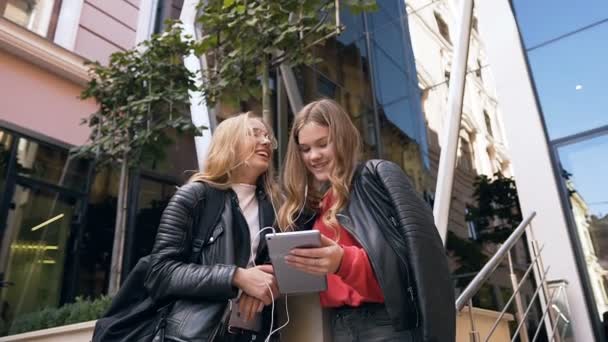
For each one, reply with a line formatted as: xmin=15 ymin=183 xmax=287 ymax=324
xmin=285 ymin=256 xmax=328 ymax=275
xmin=286 ymin=247 xmax=343 ymax=274
xmin=290 ymin=246 xmax=327 ymax=258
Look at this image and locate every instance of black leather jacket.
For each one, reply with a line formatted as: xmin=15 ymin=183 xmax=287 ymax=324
xmin=144 ymin=182 xmax=275 ymax=341
xmin=299 ymin=160 xmax=455 ymax=342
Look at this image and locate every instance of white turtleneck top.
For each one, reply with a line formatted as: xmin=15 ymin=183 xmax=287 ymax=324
xmin=232 ymin=183 xmax=260 ymax=265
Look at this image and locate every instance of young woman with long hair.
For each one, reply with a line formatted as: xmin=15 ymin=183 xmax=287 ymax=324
xmin=146 ymin=112 xmax=281 ymax=341
xmin=278 ymin=99 xmax=455 ymax=341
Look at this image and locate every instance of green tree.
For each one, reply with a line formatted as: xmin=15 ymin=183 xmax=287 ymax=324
xmin=448 ymin=174 xmax=522 ymax=307
xmin=75 ymin=1 xmax=378 ymax=295
xmin=195 ymin=0 xmax=377 ymax=124
xmin=448 ymin=174 xmax=522 ymax=275
xmin=466 ymin=173 xmax=523 ymax=243
xmin=72 ymin=23 xmax=204 ymax=294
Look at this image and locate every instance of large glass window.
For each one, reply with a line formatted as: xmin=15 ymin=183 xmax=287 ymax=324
xmin=557 ymin=133 xmax=608 ymax=319
xmin=526 ymin=21 xmax=608 ymax=139
xmin=139 ymin=129 xmax=199 ymax=183
xmin=75 ymin=167 xmax=119 ymax=299
xmin=1 ymin=0 xmax=60 ymax=38
xmin=16 ymin=137 xmax=89 ymax=192
xmin=367 ymin=0 xmax=432 ymax=194
xmin=0 ymin=125 xmax=198 ymax=335
xmin=125 ymin=176 xmax=176 ymax=274
xmin=512 ymin=2 xmax=608 ymax=337
xmin=0 ymin=183 xmax=80 ymax=333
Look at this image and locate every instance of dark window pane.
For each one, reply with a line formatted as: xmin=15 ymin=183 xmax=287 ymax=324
xmin=484 ymin=111 xmax=493 ymax=137
xmin=337 ymin=38 xmax=374 ymax=106
xmin=16 ymin=138 xmax=89 ymax=192
xmin=139 ymin=130 xmax=198 ymax=183
xmin=527 ymin=21 xmax=608 ymax=139
xmin=127 ymin=178 xmax=176 ymax=273
xmin=75 ymin=167 xmax=119 ymax=299
xmin=378 ymin=96 xmax=432 ymax=193
xmin=317 ymin=74 xmax=337 ymax=99
xmin=433 ymin=12 xmax=451 ymax=43
xmin=293 ymin=65 xmax=318 ymax=104
xmin=0 ymin=130 xmax=13 ymax=196
xmin=512 ymin=0 xmax=608 ymax=48
xmin=0 ymin=184 xmax=79 ymax=333
xmin=557 ymin=132 xmax=608 ymax=319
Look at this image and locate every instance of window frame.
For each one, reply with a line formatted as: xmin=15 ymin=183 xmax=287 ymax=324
xmin=0 ymin=0 xmax=63 ymax=40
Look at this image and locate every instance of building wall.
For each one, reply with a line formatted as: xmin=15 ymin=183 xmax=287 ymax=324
xmin=74 ymin=0 xmax=141 ymax=64
xmin=0 ymin=50 xmax=94 ymax=146
xmin=0 ymin=2 xmax=196 ymax=336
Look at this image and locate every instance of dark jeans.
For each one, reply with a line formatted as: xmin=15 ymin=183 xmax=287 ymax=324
xmin=330 ymin=303 xmax=419 ymax=342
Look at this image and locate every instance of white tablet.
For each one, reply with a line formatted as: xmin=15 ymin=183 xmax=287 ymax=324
xmin=265 ymin=230 xmax=328 ymax=295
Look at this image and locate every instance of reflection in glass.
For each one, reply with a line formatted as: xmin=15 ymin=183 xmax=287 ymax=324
xmin=126 ymin=178 xmax=176 ymax=273
xmin=75 ymin=167 xmax=119 ymax=299
xmin=291 ymin=0 xmax=431 ymax=193
xmin=558 ymin=132 xmax=608 ymax=318
xmin=527 ymin=21 xmax=608 ymax=139
xmin=16 ymin=137 xmax=89 ymax=192
xmin=136 ymin=129 xmax=198 ymax=183
xmin=0 ymin=184 xmax=76 ymax=333
xmin=2 ymin=0 xmax=56 ymax=36
xmin=512 ymin=0 xmax=608 ymax=49
xmin=368 ymin=0 xmax=431 ymax=192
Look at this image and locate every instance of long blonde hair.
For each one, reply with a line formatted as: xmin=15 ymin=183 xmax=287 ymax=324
xmin=189 ymin=112 xmax=279 ymax=206
xmin=277 ymin=99 xmax=362 ymax=232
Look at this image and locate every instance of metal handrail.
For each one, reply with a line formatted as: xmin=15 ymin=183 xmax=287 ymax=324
xmin=455 ymin=211 xmax=537 ymax=311
xmin=482 ymin=245 xmax=546 ymax=339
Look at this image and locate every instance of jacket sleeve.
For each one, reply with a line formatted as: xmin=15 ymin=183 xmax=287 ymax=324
xmin=372 ymin=160 xmax=456 ymax=342
xmin=144 ymin=182 xmax=238 ymax=302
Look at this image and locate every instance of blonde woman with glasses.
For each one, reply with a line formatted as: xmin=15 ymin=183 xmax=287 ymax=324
xmin=145 ymin=112 xmax=281 ymax=342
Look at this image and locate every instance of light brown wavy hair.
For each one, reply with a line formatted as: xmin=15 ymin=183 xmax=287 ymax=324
xmin=277 ymin=99 xmax=362 ymax=233
xmin=189 ymin=112 xmax=279 ymax=207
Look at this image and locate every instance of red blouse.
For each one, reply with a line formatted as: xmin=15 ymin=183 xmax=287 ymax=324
xmin=315 ymin=192 xmax=384 ymax=308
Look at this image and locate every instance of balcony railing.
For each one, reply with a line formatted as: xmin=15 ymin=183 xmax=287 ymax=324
xmin=456 ymin=212 xmax=572 ymax=341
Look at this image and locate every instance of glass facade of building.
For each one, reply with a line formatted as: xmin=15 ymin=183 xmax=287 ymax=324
xmin=0 ymin=127 xmax=196 ymax=334
xmin=289 ymin=0 xmax=433 ymax=196
xmin=512 ymin=0 xmax=608 ymax=334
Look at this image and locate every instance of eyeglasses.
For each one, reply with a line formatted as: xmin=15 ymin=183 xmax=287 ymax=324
xmin=248 ymin=128 xmax=278 ymax=150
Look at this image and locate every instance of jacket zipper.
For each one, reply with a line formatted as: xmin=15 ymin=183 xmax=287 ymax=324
xmin=337 ymin=212 xmax=420 ymax=328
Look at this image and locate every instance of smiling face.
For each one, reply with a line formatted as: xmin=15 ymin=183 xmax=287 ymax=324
xmin=237 ymin=118 xmax=274 ymax=179
xmin=297 ymin=122 xmax=335 ymax=182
